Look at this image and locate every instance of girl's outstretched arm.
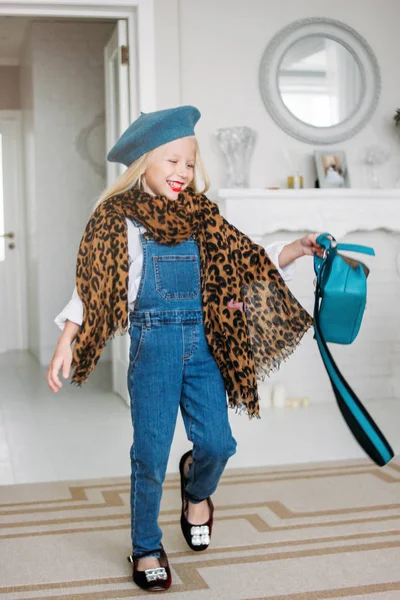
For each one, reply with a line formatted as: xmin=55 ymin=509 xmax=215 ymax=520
xmin=278 ymin=233 xmax=323 ymax=268
xmin=47 ymin=320 xmax=80 ymax=393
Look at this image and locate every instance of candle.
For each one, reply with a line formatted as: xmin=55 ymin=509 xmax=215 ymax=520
xmin=271 ymin=383 xmax=286 ymax=408
xmin=258 ymin=383 xmax=273 ymax=408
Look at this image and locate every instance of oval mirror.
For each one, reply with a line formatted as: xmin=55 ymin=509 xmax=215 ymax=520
xmin=259 ymin=18 xmax=380 ymax=144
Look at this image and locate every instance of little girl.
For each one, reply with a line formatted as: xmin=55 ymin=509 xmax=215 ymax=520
xmin=47 ymin=105 xmax=322 ymax=592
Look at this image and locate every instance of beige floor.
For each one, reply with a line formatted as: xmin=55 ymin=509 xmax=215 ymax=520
xmin=1 ymin=457 xmax=400 ymax=599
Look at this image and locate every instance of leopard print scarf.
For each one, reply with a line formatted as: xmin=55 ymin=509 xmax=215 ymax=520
xmin=72 ymin=187 xmax=312 ymax=417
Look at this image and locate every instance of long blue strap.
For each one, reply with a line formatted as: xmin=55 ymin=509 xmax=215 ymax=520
xmin=313 ymin=233 xmax=393 ymax=466
xmin=314 ymin=298 xmax=393 ymax=466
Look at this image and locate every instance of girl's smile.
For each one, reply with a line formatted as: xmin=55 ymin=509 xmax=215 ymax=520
xmin=167 ymin=180 xmax=185 ymax=193
xmin=142 ymin=137 xmax=196 ymax=200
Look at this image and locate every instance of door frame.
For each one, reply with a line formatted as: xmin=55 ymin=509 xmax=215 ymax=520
xmin=104 ymin=20 xmax=132 ymax=404
xmin=0 ymin=0 xmax=157 ymax=118
xmin=0 ymin=110 xmax=27 ymax=351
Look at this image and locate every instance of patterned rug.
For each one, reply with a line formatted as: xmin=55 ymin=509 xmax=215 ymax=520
xmin=1 ymin=458 xmax=399 ymax=599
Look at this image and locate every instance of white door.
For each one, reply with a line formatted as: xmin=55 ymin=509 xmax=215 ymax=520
xmin=104 ymin=20 xmax=132 ymax=405
xmin=0 ymin=113 xmax=27 ymax=353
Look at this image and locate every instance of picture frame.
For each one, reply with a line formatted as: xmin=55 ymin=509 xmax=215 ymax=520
xmin=315 ymin=150 xmax=350 ymax=188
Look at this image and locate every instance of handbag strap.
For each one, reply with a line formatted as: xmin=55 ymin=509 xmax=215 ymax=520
xmin=314 ymin=233 xmax=375 ymax=285
xmin=313 ymin=286 xmax=394 ymax=466
xmin=315 ymin=233 xmax=375 ymax=255
xmin=336 ymin=242 xmax=375 ymax=255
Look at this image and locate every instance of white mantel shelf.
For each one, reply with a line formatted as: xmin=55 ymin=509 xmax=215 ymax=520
xmin=217 ymin=188 xmax=400 ymax=240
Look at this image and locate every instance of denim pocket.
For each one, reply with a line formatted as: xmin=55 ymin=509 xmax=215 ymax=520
xmin=129 ymin=323 xmax=146 ymax=367
xmin=153 ymin=255 xmax=200 ymax=299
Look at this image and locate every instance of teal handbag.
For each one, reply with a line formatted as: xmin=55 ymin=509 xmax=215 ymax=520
xmin=314 ymin=233 xmax=374 ymax=344
xmin=313 ymin=233 xmax=394 ymax=466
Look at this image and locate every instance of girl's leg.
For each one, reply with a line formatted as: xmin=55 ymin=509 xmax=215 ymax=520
xmin=179 ymin=322 xmax=237 ymax=508
xmin=128 ymin=322 xmax=183 ymax=558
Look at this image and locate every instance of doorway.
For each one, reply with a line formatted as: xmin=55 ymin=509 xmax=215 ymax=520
xmin=0 ymin=17 xmax=116 ymax=363
xmin=0 ymin=111 xmax=26 ymax=353
xmin=0 ymin=1 xmax=155 ymax=402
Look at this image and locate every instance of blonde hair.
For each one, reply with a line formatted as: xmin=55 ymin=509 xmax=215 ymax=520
xmin=93 ymin=137 xmax=210 ymax=211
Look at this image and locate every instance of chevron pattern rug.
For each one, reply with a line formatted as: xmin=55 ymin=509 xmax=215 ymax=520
xmin=1 ymin=458 xmax=399 ymax=599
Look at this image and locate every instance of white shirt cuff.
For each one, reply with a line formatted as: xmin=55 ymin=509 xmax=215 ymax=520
xmin=265 ymin=241 xmax=296 ymax=282
xmin=54 ymin=286 xmax=83 ymax=330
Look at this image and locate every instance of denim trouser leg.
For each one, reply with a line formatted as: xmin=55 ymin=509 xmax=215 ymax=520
xmin=128 ymin=321 xmax=183 ymax=557
xmin=128 ymin=318 xmax=237 ymax=555
xmin=180 ymin=323 xmax=237 ymax=503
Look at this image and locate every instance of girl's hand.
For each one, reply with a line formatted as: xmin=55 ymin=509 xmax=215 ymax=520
xmin=278 ymin=233 xmax=328 ymax=268
xmin=46 ymin=339 xmax=73 ymax=393
xmin=299 ymin=233 xmax=325 ymax=258
xmin=47 ymin=320 xmax=80 ymax=392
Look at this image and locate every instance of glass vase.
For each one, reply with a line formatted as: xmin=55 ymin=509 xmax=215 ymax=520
xmin=215 ymin=126 xmax=257 ymax=188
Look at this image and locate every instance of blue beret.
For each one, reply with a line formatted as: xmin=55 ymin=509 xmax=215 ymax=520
xmin=106 ymin=105 xmax=201 ymax=166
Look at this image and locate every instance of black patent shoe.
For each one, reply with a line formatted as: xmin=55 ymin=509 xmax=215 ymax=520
xmin=179 ymin=450 xmax=214 ymax=551
xmin=127 ymin=544 xmax=172 ymax=592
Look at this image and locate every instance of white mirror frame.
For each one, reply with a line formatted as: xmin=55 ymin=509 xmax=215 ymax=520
xmin=259 ymin=18 xmax=381 ymax=145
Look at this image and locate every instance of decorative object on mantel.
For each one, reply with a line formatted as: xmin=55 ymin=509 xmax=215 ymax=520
xmin=393 ymin=113 xmax=400 ymax=188
xmin=313 ymin=233 xmax=394 ymax=467
xmin=215 ymin=126 xmax=256 ymax=188
xmin=315 ymin=150 xmax=350 ymax=188
xmin=287 ymin=173 xmax=303 ymax=189
xmin=280 ymin=146 xmax=304 ymax=189
xmin=364 ymin=145 xmax=390 ymax=189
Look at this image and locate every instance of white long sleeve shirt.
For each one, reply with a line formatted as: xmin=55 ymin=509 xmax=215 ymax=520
xmin=54 ymin=219 xmax=296 ymax=330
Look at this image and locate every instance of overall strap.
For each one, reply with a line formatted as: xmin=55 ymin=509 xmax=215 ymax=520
xmin=130 ymin=218 xmax=144 ymax=229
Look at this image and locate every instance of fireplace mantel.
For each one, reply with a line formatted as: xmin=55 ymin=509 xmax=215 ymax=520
xmin=217 ymin=188 xmax=400 ymax=240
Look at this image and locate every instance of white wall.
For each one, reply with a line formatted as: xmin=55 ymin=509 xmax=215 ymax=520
xmin=154 ymin=0 xmax=400 ymax=193
xmin=19 ymin=20 xmax=114 ymax=364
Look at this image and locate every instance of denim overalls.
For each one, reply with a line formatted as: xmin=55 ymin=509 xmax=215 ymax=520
xmin=127 ymin=223 xmax=237 ymax=558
